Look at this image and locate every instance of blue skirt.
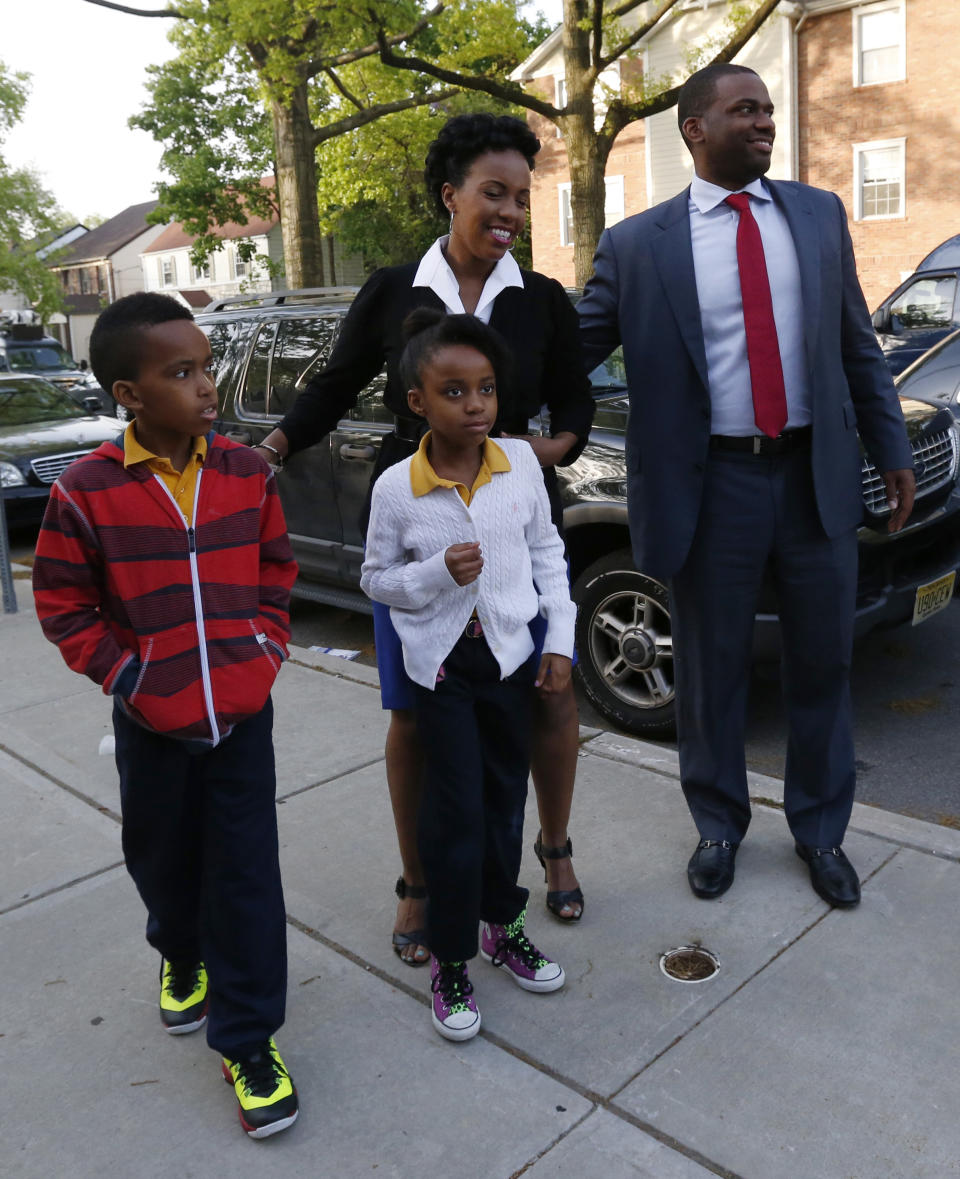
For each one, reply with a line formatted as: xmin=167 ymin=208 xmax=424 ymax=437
xmin=373 ymin=578 xmax=575 ymax=712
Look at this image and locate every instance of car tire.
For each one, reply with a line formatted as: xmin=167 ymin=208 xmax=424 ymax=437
xmin=572 ymin=547 xmax=676 ymax=739
xmin=114 ymin=403 xmax=131 ymax=423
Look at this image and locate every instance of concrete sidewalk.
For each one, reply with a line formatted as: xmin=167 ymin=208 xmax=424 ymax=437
xmin=3 ymin=574 xmax=960 ymax=1179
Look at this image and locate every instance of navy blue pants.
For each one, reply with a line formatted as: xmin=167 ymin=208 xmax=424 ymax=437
xmin=670 ymin=447 xmax=858 ymax=848
xmin=414 ymin=632 xmax=534 ymax=963
xmin=113 ymin=698 xmax=287 ymax=1057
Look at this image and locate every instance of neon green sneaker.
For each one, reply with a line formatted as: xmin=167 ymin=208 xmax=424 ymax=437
xmin=222 ymin=1038 xmax=299 ymax=1139
xmin=158 ymin=959 xmax=208 ymax=1034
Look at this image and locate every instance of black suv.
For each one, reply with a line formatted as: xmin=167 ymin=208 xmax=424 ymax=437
xmin=0 ymin=322 xmax=123 ymax=417
xmin=199 ymin=289 xmax=960 ymax=739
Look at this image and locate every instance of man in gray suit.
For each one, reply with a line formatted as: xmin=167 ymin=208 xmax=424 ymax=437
xmin=577 ymin=63 xmax=916 ymax=907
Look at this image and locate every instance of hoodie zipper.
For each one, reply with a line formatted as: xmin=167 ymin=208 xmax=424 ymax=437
xmin=152 ymin=470 xmax=220 ymax=746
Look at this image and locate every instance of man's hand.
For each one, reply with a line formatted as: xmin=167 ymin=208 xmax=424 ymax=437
xmin=500 ymin=431 xmax=577 ymax=468
xmin=534 ymin=653 xmax=572 ymax=695
xmin=445 ymin=542 xmax=483 ymax=585
xmin=883 ymin=467 xmax=916 ymax=533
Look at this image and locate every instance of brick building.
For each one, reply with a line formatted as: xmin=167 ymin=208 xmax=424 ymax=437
xmin=513 ymin=0 xmax=960 ymax=308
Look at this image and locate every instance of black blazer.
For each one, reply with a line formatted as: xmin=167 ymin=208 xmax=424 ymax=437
xmin=279 ymin=261 xmax=595 ymax=464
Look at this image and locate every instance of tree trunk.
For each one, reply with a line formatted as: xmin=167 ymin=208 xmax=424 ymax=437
xmin=271 ymin=82 xmax=325 ymax=288
xmin=561 ymin=0 xmax=609 ymax=286
xmin=566 ymin=118 xmax=608 ymax=287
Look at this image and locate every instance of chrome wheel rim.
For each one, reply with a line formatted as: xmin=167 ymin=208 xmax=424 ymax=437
xmin=585 ymin=585 xmax=674 ymax=712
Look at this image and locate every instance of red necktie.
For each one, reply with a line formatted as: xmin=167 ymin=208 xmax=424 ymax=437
xmin=724 ymin=192 xmax=787 ymax=439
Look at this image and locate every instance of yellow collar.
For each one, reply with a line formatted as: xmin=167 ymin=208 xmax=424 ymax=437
xmin=409 ymin=432 xmax=511 ymax=502
xmin=123 ymin=422 xmax=208 ymax=472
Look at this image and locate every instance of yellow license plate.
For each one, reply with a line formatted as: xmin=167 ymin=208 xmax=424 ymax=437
xmin=912 ymin=571 xmax=956 ymax=626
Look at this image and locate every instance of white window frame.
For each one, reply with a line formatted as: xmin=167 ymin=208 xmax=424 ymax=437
xmin=853 ymin=0 xmax=905 ymax=88
xmin=853 ymin=137 xmax=906 ymax=221
xmin=231 ymin=246 xmax=248 ymax=280
xmin=191 ymin=258 xmax=211 ymax=284
xmin=158 ymin=257 xmax=175 ymax=287
xmin=604 ymin=175 xmax=625 ymax=228
xmin=555 ymin=76 xmax=566 ymax=138
xmin=558 ymin=182 xmax=573 ymax=246
xmin=558 ymin=176 xmax=627 ymax=247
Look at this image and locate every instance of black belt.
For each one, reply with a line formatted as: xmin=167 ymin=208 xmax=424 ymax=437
xmin=464 ymin=616 xmax=483 ymax=639
xmin=709 ymin=426 xmax=812 ymax=455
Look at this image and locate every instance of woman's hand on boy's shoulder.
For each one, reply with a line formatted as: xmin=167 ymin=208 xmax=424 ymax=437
xmin=535 ymin=653 xmax=572 ymax=695
xmin=445 ymin=542 xmax=483 ymax=586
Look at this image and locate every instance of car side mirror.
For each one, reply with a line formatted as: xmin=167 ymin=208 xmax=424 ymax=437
xmin=82 ymin=395 xmax=102 ymax=414
xmin=872 ymin=308 xmax=890 ymax=333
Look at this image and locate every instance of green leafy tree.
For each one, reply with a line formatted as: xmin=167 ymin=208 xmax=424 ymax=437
xmin=377 ymin=0 xmax=783 ymax=284
xmin=0 ymin=64 xmax=65 ymax=318
xmin=313 ymin=90 xmax=540 ymax=272
xmin=93 ymin=0 xmax=543 ymax=285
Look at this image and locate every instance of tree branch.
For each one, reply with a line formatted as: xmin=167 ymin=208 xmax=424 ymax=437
xmin=600 ymin=0 xmax=784 ymax=134
xmin=701 ymin=0 xmax=784 ymax=67
xmin=376 ymin=38 xmax=559 ymax=120
xmin=591 ymin=0 xmax=603 ymax=72
xmin=306 ymin=3 xmax=446 ymax=77
xmin=599 ymin=0 xmax=684 ymax=69
xmin=608 ymin=0 xmax=657 ymax=18
xmin=78 ymin=0 xmax=185 ymax=16
xmin=310 ymin=88 xmax=461 ymax=146
xmin=324 ymin=68 xmax=364 ymax=112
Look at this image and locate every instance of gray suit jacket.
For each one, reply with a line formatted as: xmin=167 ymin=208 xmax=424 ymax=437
xmin=577 ymin=180 xmax=913 ymax=581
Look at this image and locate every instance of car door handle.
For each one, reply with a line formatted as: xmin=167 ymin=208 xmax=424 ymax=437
xmin=225 ymin=429 xmax=253 ymax=445
xmin=339 ymin=443 xmax=376 ymax=461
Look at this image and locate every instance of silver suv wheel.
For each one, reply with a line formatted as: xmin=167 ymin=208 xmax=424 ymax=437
xmin=572 ymin=547 xmax=676 ymax=738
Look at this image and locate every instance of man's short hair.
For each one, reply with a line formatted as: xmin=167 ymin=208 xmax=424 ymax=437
xmin=89 ymin=292 xmax=194 ymax=393
xmin=677 ymin=63 xmax=759 ymax=145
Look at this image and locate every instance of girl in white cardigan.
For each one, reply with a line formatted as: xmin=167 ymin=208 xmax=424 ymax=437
xmin=361 ymin=310 xmax=576 ymax=1041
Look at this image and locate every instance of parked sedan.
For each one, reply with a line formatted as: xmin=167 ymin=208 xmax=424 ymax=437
xmin=0 ymin=376 xmax=121 ymax=524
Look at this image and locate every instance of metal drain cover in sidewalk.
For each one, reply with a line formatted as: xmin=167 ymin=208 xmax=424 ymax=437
xmin=659 ymin=945 xmax=720 ymax=983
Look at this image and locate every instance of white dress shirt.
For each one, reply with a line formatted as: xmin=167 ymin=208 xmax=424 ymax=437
xmin=688 ymin=175 xmax=810 ymax=436
xmin=412 ymin=236 xmax=524 ymax=324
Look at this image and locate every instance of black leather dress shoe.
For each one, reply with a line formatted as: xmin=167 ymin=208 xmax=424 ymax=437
xmin=687 ymin=839 xmax=739 ymax=899
xmin=795 ymin=844 xmax=861 ymax=908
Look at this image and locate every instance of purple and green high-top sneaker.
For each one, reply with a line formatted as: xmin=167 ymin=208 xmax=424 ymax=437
xmin=430 ymin=957 xmax=481 ymax=1041
xmin=480 ymin=909 xmax=565 ymax=993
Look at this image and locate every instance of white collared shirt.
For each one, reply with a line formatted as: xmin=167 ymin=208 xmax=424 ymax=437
xmin=412 ymin=235 xmax=524 ymax=324
xmin=688 ymin=175 xmax=810 ymax=435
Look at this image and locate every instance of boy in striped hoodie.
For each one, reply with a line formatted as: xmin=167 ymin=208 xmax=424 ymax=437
xmin=32 ymin=293 xmax=299 ymax=1140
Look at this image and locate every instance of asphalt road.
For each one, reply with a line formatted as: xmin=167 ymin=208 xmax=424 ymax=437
xmin=7 ymin=520 xmax=958 ymax=828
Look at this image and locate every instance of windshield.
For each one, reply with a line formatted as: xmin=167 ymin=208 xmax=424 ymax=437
xmin=589 ymin=350 xmax=627 ymax=390
xmin=6 ymin=342 xmax=78 ymax=372
xmin=0 ymin=378 xmax=86 ymax=424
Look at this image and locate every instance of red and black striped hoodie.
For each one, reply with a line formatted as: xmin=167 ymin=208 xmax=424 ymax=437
xmin=32 ymin=431 xmax=298 ymax=746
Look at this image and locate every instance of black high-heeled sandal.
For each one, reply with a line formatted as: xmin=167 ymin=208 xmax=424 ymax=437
xmin=533 ymin=831 xmax=585 ymax=922
xmin=391 ymin=877 xmax=430 ymax=966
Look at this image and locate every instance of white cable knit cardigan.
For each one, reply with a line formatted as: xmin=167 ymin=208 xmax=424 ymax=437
xmin=360 ymin=438 xmax=576 ymax=691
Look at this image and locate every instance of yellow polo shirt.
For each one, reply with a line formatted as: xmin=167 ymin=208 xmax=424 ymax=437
xmin=409 ymin=432 xmax=511 ymax=506
xmin=123 ymin=423 xmax=208 ymax=526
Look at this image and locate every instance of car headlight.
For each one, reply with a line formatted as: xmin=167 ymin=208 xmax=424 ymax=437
xmin=0 ymin=461 xmax=27 ymax=487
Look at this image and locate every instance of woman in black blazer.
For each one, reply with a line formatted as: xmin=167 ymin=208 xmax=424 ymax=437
xmin=254 ymin=114 xmax=594 ymax=961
